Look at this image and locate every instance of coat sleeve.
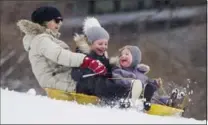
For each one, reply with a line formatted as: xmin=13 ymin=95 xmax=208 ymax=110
xmin=112 ymin=68 xmax=136 ymax=79
xmin=71 ymin=68 xmax=84 ymax=81
xmin=36 ymin=36 xmax=86 ymax=67
xmin=56 ymin=39 xmax=70 ymax=49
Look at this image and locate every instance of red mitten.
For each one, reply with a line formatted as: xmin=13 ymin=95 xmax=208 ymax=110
xmin=81 ymin=56 xmax=107 ymax=75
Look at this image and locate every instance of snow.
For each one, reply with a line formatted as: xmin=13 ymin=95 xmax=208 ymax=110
xmin=1 ymin=89 xmax=206 ymax=124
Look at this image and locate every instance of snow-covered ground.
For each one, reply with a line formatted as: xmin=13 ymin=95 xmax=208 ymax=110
xmin=1 ymin=89 xmax=206 ymax=124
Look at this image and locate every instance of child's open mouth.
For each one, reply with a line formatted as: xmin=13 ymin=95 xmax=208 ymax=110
xmin=96 ymin=48 xmax=105 ymax=55
xmin=120 ymin=59 xmax=128 ymax=64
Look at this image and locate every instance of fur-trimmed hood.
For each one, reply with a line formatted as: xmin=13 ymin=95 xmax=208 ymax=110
xmin=17 ymin=19 xmax=61 ymax=37
xmin=17 ymin=19 xmax=61 ymax=51
xmin=73 ymin=33 xmax=90 ymax=54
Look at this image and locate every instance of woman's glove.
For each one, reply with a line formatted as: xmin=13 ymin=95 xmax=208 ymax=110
xmin=80 ymin=56 xmax=107 ymax=75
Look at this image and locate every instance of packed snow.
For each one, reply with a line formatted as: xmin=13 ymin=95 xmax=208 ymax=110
xmin=1 ymin=89 xmax=206 ymax=124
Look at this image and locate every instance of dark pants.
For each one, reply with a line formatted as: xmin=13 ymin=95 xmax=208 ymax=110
xmin=143 ymin=83 xmax=157 ymax=102
xmin=76 ymin=76 xmax=130 ymax=100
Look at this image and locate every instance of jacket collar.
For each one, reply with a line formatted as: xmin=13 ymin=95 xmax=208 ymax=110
xmin=89 ymin=51 xmax=105 ymax=59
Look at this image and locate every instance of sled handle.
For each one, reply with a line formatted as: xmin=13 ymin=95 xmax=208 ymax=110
xmin=82 ymin=73 xmax=113 ymax=78
xmin=82 ymin=73 xmax=98 ymax=78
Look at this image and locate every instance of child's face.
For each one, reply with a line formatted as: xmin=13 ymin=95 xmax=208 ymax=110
xmin=119 ymin=48 xmax=133 ymax=68
xmin=90 ymin=39 xmax=108 ymax=56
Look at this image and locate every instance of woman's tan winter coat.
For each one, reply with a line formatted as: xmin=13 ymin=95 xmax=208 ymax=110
xmin=17 ymin=20 xmax=86 ymax=92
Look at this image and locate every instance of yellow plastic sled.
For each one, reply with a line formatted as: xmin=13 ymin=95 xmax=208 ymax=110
xmin=44 ymin=88 xmax=100 ymax=105
xmin=44 ymin=88 xmax=184 ymax=116
xmin=146 ymin=104 xmax=184 ymax=116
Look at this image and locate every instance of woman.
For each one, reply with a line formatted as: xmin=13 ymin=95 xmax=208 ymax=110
xmin=17 ymin=6 xmax=107 ymax=93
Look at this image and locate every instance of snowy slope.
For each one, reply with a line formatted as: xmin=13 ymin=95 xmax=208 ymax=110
xmin=1 ymin=89 xmax=206 ymax=124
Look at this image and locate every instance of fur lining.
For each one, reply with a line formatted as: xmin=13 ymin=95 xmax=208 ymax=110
xmin=17 ymin=19 xmax=60 ymax=38
xmin=109 ymin=56 xmax=120 ymax=66
xmin=137 ymin=63 xmax=150 ymax=74
xmin=73 ymin=33 xmax=90 ymax=54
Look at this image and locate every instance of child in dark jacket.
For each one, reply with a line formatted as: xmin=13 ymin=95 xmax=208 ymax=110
xmin=110 ymin=45 xmax=162 ymax=110
xmin=71 ymin=17 xmax=130 ymax=101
